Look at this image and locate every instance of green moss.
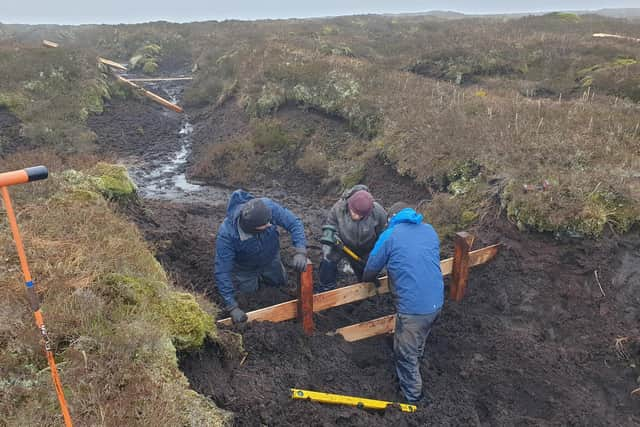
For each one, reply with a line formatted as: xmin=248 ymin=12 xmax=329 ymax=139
xmin=101 ymin=273 xmax=167 ymax=305
xmin=130 ymin=44 xmax=163 ymax=75
xmin=251 ymin=120 xmax=290 ymax=151
xmin=341 ymin=165 xmax=366 ymax=189
xmin=574 ymin=190 xmax=639 ymax=237
xmin=254 ymin=83 xmax=286 ymax=116
xmin=142 ymin=61 xmax=159 ymax=74
xmin=67 ymin=189 xmax=103 ymax=203
xmin=160 ymin=292 xmax=215 ymax=351
xmin=0 ymin=91 xmax=28 ymax=114
xmin=546 ymin=12 xmax=581 ymax=22
xmin=502 ymin=182 xmax=639 ymax=237
xmin=91 ymin=163 xmax=137 ymax=202
xmin=100 ymin=274 xmax=214 ymax=351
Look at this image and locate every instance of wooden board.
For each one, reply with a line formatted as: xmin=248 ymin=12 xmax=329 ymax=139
xmin=42 ymin=40 xmax=59 ymax=48
xmin=115 ymin=75 xmax=184 ymax=113
xmin=126 ymin=77 xmax=193 ymax=82
xmin=98 ymin=57 xmax=127 ymax=71
xmin=593 ymin=33 xmax=640 ymax=43
xmin=335 ymin=314 xmax=396 ymax=342
xmin=217 ymin=299 xmax=298 ymax=326
xmin=217 ymin=244 xmax=500 ymax=325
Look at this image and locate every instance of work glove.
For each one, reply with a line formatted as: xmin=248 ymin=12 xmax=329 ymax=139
xmin=292 ymin=248 xmax=308 ymax=272
xmin=229 ymin=306 xmax=248 ymax=324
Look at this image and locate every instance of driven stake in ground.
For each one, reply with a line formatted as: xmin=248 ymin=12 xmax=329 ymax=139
xmin=0 ymin=166 xmax=74 ymax=427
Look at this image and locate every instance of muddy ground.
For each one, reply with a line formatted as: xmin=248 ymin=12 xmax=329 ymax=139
xmin=87 ymin=88 xmax=640 ymax=426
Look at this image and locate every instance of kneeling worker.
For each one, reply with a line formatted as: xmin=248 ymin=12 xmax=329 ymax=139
xmin=318 ymin=185 xmax=387 ymax=292
xmin=215 ymin=189 xmax=308 ymax=323
xmin=362 ymin=202 xmax=444 ymax=404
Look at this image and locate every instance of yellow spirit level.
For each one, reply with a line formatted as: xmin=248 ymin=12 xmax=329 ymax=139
xmin=290 ymin=388 xmax=417 ymax=413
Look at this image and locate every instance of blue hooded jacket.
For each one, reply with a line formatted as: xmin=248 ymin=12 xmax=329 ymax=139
xmin=215 ymin=190 xmax=307 ymax=308
xmin=363 ymin=208 xmax=444 ymax=315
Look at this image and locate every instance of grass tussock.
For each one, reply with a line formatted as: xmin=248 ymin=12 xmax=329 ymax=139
xmin=0 ymin=163 xmax=231 ymax=426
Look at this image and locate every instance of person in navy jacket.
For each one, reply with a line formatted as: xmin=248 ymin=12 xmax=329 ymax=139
xmin=362 ymin=202 xmax=443 ymax=404
xmin=215 ymin=190 xmax=308 ymax=323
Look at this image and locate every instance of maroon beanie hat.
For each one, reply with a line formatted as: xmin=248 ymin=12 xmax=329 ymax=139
xmin=347 ymin=190 xmax=374 ymax=217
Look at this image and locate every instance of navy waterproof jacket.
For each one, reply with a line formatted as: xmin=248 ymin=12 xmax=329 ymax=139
xmin=215 ymin=190 xmax=306 ymax=309
xmin=363 ymin=208 xmax=444 ymax=315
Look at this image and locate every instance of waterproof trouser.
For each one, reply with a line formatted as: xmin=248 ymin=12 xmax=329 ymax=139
xmin=394 ymin=310 xmax=440 ymax=402
xmin=317 ymin=255 xmax=365 ymax=293
xmin=233 ymin=253 xmax=287 ymax=294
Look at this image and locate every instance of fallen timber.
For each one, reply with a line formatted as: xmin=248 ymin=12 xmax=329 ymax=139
xmin=114 ymin=75 xmax=184 ymax=113
xmin=217 ymin=241 xmax=500 ymax=328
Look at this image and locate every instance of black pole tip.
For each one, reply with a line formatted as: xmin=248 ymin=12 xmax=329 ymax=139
xmin=25 ymin=166 xmax=48 ymax=182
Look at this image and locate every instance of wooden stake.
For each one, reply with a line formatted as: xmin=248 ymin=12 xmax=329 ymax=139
xmin=451 ymin=232 xmax=473 ymax=301
xmin=298 ymin=260 xmax=314 ymax=335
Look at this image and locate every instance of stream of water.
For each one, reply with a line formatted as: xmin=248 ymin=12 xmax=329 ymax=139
xmin=124 ymin=82 xmax=230 ymax=206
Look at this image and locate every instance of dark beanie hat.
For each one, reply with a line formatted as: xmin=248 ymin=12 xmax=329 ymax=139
xmin=239 ymin=199 xmax=272 ymax=233
xmin=347 ymin=190 xmax=374 ymax=217
xmin=388 ymin=202 xmax=411 ymax=220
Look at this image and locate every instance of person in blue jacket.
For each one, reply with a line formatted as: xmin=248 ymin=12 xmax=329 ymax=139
xmin=362 ymin=202 xmax=444 ymax=404
xmin=215 ymin=189 xmax=308 ymax=323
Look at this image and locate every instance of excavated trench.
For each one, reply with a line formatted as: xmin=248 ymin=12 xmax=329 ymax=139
xmin=88 ymin=83 xmax=640 ymax=426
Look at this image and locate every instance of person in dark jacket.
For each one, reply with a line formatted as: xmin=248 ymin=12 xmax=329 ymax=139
xmin=215 ymin=190 xmax=308 ymax=323
xmin=317 ymin=185 xmax=387 ymax=292
xmin=362 ymin=202 xmax=444 ymax=404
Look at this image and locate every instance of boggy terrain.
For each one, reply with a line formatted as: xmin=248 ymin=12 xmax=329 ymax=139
xmin=88 ymin=92 xmax=640 ymax=426
xmin=2 ymin=12 xmax=640 ymax=425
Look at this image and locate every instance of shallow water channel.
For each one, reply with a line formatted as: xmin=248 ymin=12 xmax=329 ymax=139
xmin=123 ymin=82 xmax=230 ymax=206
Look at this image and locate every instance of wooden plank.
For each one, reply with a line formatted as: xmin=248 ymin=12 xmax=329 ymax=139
xmin=298 ymin=261 xmax=314 ymax=335
xmin=451 ymin=232 xmax=473 ymax=301
xmin=593 ymin=33 xmax=640 ymax=43
xmin=217 ymin=244 xmax=500 ymax=325
xmin=336 ymin=314 xmax=396 ymax=342
xmin=217 ymin=299 xmax=298 ymax=326
xmin=115 ymin=75 xmax=184 ymax=113
xmin=126 ymin=77 xmax=193 ymax=82
xmin=98 ymin=57 xmax=127 ymax=71
xmin=313 ymin=278 xmax=387 ymax=311
xmin=42 ymin=40 xmax=59 ymax=48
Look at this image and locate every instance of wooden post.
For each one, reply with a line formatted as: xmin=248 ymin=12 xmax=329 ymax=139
xmin=298 ymin=260 xmax=314 ymax=335
xmin=451 ymin=232 xmax=474 ymax=301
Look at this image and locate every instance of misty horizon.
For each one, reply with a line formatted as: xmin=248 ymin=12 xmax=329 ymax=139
xmin=1 ymin=1 xmax=639 ymax=25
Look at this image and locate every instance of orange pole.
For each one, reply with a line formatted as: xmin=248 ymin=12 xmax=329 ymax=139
xmin=1 ymin=171 xmax=74 ymax=427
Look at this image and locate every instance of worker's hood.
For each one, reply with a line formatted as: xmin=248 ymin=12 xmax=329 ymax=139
xmin=388 ymin=208 xmax=423 ymax=226
xmin=340 ymin=184 xmax=370 ymax=200
xmin=226 ymin=189 xmax=255 ymax=221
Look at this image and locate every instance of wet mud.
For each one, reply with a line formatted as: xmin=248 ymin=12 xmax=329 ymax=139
xmin=88 ymin=85 xmax=640 ymax=426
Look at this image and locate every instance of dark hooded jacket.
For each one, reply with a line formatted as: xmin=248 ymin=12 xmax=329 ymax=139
xmin=326 ymin=185 xmax=387 ymax=256
xmin=215 ymin=190 xmax=306 ymax=308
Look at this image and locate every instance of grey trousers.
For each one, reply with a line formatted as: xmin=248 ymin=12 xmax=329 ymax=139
xmin=233 ymin=253 xmax=287 ymax=293
xmin=394 ymin=310 xmax=440 ymax=402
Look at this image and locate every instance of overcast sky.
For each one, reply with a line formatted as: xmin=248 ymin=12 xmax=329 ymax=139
xmin=2 ymin=1 xmax=639 ymax=25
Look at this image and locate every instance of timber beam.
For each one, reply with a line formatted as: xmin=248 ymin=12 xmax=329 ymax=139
xmin=217 ymin=243 xmax=500 ymax=326
xmin=115 ymin=75 xmax=184 ymax=113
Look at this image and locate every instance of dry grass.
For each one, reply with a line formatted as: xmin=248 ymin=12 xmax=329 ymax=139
xmin=0 ymin=165 xmax=230 ymax=426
